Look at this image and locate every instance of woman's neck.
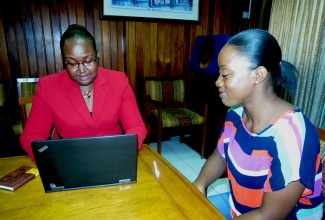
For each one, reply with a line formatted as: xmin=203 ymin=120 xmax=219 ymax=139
xmin=80 ymin=84 xmax=94 ymax=93
xmin=243 ymin=94 xmax=292 ymax=134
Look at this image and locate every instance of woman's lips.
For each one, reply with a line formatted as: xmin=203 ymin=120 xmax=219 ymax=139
xmin=79 ymin=74 xmax=90 ymax=81
xmin=219 ymin=90 xmax=226 ymax=98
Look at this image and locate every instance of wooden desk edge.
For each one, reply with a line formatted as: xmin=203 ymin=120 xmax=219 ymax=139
xmin=139 ymin=144 xmax=226 ymax=219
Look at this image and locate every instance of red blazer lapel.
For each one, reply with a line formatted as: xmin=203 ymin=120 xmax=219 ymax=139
xmin=63 ymin=73 xmax=94 ymax=126
xmin=92 ymin=69 xmax=109 ymax=122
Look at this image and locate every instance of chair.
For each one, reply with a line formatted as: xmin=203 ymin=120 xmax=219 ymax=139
xmin=16 ymin=78 xmax=39 ymax=98
xmin=144 ymin=76 xmax=208 ymax=158
xmin=18 ymin=96 xmax=34 ymax=129
xmin=13 ymin=78 xmax=39 ymax=135
xmin=0 ymin=80 xmax=9 ymax=122
xmin=16 ymin=95 xmax=55 ymax=140
xmin=0 ymin=81 xmax=6 ymax=108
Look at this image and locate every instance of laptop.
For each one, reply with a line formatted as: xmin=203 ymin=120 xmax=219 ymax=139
xmin=31 ymin=134 xmax=138 ymax=193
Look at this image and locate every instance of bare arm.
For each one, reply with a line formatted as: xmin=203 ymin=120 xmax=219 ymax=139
xmin=193 ymin=148 xmax=227 ymax=195
xmin=235 ymin=181 xmax=305 ymax=220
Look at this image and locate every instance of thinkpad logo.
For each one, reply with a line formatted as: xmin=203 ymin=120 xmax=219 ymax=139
xmin=38 ymin=145 xmax=49 ymax=153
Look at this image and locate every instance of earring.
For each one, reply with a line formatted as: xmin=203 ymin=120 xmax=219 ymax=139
xmin=255 ymin=81 xmax=259 ymax=85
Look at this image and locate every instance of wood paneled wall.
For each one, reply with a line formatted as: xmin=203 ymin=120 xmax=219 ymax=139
xmin=0 ymin=0 xmax=271 ymax=120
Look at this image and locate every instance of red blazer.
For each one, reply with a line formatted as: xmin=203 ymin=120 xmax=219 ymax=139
xmin=20 ymin=67 xmax=147 ymax=160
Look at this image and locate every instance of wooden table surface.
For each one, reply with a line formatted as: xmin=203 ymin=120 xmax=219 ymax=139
xmin=0 ymin=144 xmax=225 ymax=219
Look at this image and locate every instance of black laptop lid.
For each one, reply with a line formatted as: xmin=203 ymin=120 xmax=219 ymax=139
xmin=31 ymin=134 xmax=138 ymax=193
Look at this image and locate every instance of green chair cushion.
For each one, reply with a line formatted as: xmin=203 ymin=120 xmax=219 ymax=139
xmin=13 ymin=103 xmax=32 ymax=136
xmin=26 ymin=103 xmax=32 ymax=118
xmin=148 ymin=80 xmax=185 ymax=103
xmin=13 ymin=122 xmax=23 ymax=136
xmin=150 ymin=108 xmax=204 ymax=127
xmin=21 ymin=82 xmax=37 ymax=97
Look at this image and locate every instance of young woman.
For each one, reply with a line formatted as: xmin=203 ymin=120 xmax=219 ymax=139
xmin=20 ymin=24 xmax=147 ymax=160
xmin=193 ymin=29 xmax=323 ymax=219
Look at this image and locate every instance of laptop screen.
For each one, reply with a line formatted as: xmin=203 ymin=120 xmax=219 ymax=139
xmin=31 ymin=134 xmax=138 ymax=192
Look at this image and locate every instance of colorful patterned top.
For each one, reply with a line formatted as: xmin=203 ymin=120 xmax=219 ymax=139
xmin=218 ymin=106 xmax=324 ymax=219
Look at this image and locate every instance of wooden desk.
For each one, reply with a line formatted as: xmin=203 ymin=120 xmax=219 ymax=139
xmin=0 ymin=144 xmax=225 ymax=219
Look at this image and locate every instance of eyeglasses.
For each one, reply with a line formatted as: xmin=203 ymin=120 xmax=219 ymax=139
xmin=65 ymin=58 xmax=97 ymax=69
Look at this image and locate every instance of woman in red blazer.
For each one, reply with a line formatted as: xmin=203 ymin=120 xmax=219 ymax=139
xmin=20 ymin=24 xmax=147 ymax=161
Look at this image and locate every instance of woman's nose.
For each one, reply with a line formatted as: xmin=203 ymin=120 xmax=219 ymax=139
xmin=78 ymin=63 xmax=86 ymax=73
xmin=215 ymin=75 xmax=223 ymax=87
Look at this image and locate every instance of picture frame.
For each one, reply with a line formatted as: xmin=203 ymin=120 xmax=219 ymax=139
xmin=100 ymin=0 xmax=201 ymax=24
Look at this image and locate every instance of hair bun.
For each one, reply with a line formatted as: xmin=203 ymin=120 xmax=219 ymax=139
xmin=68 ymin=24 xmax=86 ymax=30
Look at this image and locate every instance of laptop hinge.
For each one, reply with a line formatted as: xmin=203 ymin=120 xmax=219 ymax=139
xmin=119 ymin=179 xmax=131 ymax=185
xmin=50 ymin=183 xmax=64 ymax=191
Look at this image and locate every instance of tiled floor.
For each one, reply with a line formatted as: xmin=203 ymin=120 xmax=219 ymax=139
xmin=149 ymin=136 xmax=230 ymax=197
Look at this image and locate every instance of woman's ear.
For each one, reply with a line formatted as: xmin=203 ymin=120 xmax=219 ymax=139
xmin=254 ymin=66 xmax=268 ymax=84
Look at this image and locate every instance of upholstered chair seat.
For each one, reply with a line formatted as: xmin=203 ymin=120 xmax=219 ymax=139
xmin=145 ymin=76 xmax=208 ymax=158
xmin=150 ymin=108 xmax=204 ymax=127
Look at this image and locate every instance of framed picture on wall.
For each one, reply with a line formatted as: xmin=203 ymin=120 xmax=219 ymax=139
xmin=100 ymin=0 xmax=201 ymax=23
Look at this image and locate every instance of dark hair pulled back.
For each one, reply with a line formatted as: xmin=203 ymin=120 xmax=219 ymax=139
xmin=226 ymin=29 xmax=297 ymax=96
xmin=60 ymin=24 xmax=97 ymax=56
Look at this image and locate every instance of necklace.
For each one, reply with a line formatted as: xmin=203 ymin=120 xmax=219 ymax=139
xmin=81 ymin=89 xmax=93 ymax=112
xmin=82 ymin=90 xmax=92 ymax=99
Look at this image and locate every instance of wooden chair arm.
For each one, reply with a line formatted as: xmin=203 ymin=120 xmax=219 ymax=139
xmin=146 ymin=95 xmax=163 ymax=106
